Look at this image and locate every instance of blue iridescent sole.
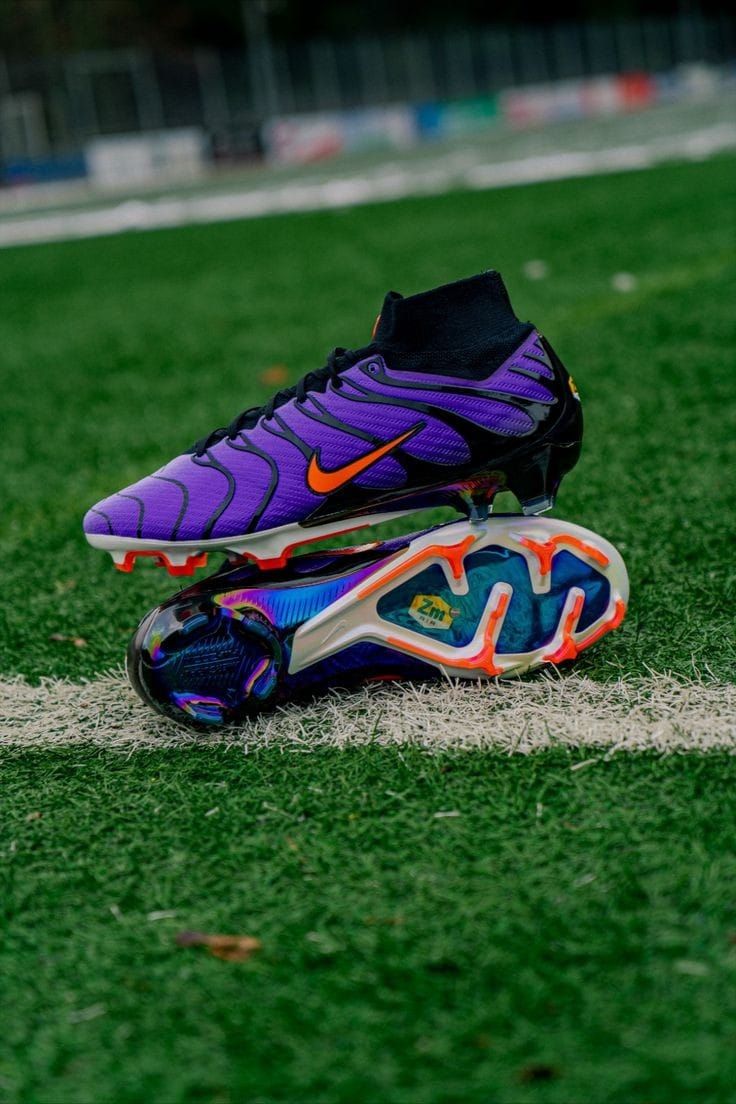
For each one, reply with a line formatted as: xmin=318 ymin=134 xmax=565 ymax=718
xmin=127 ymin=516 xmax=628 ymax=727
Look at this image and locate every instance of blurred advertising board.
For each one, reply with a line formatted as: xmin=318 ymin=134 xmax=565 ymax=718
xmin=85 ymin=128 xmax=207 ymax=189
xmin=2 ymin=152 xmax=86 ymax=186
xmin=264 ymin=106 xmax=416 ymax=164
xmin=501 ymin=72 xmax=657 ymax=128
xmin=264 ymin=72 xmax=664 ymax=164
xmin=415 ymin=96 xmax=499 ymax=139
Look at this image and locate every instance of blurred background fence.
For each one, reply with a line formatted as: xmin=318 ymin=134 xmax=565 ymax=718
xmin=1 ymin=10 xmax=734 ymax=186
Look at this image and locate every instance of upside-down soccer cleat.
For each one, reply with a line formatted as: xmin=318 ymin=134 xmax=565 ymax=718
xmin=127 ymin=514 xmax=627 ymax=727
xmin=85 ymin=272 xmax=582 ymax=577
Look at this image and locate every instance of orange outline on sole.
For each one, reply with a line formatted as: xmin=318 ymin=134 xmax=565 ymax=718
xmin=544 ymin=592 xmax=586 ymax=663
xmin=356 ymin=534 xmax=478 ymax=600
xmin=518 ymin=533 xmax=609 ymax=576
xmin=386 ymin=589 xmax=510 ymax=676
xmin=545 ymin=596 xmax=627 ymax=664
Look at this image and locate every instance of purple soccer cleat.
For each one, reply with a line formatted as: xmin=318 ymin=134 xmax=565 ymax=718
xmin=84 ymin=272 xmax=583 ymax=576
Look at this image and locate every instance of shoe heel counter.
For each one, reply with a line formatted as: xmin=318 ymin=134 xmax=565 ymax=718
xmin=504 ymin=335 xmax=583 ymax=514
xmin=506 ymin=436 xmax=581 ymax=515
xmin=540 ymin=334 xmax=583 ymax=449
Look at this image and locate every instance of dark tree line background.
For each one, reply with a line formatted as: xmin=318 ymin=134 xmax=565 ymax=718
xmin=0 ymin=0 xmax=721 ymax=58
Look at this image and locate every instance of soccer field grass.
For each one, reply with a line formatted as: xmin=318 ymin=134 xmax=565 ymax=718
xmin=2 ymin=155 xmax=735 ymax=1101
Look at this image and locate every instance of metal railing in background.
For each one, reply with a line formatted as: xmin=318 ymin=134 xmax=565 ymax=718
xmin=0 ymin=13 xmax=734 ymax=164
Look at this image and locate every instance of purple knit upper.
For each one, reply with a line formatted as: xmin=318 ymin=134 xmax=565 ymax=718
xmin=85 ymin=319 xmax=558 ymax=543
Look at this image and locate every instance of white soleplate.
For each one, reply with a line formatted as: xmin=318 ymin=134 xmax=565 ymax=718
xmin=288 ymin=515 xmax=629 ymax=679
xmin=85 ymin=508 xmax=417 ymax=572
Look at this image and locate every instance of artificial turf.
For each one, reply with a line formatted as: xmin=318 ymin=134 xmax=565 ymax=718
xmin=4 ymin=747 xmax=736 ymax=1103
xmin=2 ymin=154 xmax=736 ymax=1101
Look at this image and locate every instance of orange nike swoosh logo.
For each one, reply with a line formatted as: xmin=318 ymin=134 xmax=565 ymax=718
xmin=307 ymin=425 xmax=421 ymax=495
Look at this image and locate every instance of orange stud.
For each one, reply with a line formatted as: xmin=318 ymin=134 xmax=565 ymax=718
xmin=544 ymin=592 xmax=585 ymax=663
xmin=165 ymin=552 xmax=209 ymax=577
xmin=113 ymin=549 xmax=208 ymax=576
xmin=113 ymin=551 xmax=137 ymax=573
xmin=576 ymin=598 xmax=627 ymax=655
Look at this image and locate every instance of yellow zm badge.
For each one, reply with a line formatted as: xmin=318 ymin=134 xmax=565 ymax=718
xmin=409 ymin=594 xmax=456 ymax=631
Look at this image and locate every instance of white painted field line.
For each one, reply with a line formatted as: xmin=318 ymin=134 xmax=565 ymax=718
xmin=1 ymin=671 xmax=734 ymax=752
xmin=1 ymin=122 xmax=734 ymax=250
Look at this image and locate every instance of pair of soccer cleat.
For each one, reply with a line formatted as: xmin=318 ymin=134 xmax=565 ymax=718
xmin=84 ymin=273 xmax=628 ymax=726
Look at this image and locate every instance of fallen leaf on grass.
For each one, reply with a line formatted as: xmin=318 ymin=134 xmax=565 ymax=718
xmin=54 ymin=578 xmax=77 ymax=594
xmin=259 ymin=364 xmax=289 ymax=386
xmin=176 ymin=931 xmax=262 ymax=961
xmin=49 ymin=633 xmax=87 ymax=648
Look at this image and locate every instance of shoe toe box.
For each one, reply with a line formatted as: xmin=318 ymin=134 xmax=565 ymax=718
xmin=82 ymin=451 xmax=248 ymax=542
xmin=83 ymin=489 xmax=146 ymax=539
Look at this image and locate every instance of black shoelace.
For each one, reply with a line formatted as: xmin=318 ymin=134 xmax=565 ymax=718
xmin=193 ymin=346 xmax=370 ymax=456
